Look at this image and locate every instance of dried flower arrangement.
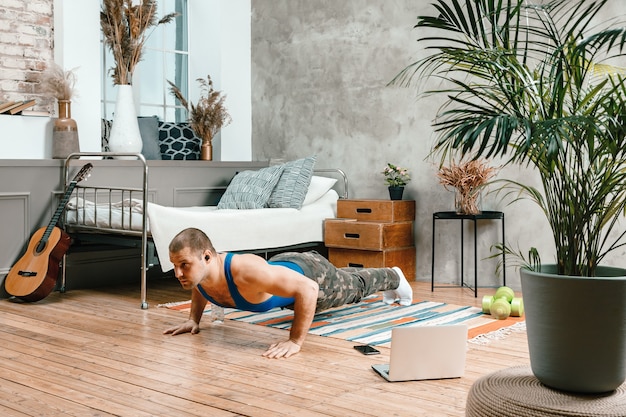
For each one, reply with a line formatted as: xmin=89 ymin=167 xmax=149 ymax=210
xmin=382 ymin=163 xmax=411 ymax=187
xmin=168 ymin=75 xmax=232 ymax=147
xmin=437 ymin=159 xmax=497 ymax=214
xmin=100 ymin=0 xmax=177 ymax=85
xmin=40 ymin=62 xmax=77 ymax=101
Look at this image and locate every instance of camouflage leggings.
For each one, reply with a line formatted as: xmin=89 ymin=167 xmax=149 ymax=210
xmin=269 ymin=251 xmax=400 ymax=312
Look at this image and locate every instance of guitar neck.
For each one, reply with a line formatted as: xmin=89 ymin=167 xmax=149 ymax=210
xmin=41 ymin=181 xmax=78 ymax=242
xmin=31 ymin=162 xmax=91 ymax=251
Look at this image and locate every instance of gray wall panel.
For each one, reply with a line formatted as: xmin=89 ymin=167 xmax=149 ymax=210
xmin=0 ymin=193 xmax=29 ymax=274
xmin=0 ymin=159 xmax=269 ymax=295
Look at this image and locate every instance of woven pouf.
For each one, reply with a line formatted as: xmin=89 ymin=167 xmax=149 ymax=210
xmin=466 ymin=366 xmax=626 ymax=417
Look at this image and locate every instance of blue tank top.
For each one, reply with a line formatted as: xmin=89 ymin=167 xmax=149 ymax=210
xmin=196 ymin=253 xmax=300 ymax=312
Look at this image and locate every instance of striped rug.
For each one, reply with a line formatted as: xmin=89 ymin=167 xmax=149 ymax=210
xmin=160 ymin=295 xmax=525 ymax=348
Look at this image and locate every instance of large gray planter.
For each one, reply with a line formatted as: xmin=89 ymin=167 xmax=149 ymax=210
xmin=521 ymin=265 xmax=626 ymax=393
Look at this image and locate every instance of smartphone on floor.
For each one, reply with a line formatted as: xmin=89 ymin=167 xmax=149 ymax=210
xmin=354 ymin=345 xmax=380 ymax=355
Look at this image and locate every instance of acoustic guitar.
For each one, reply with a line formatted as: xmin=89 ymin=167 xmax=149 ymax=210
xmin=5 ymin=163 xmax=93 ymax=302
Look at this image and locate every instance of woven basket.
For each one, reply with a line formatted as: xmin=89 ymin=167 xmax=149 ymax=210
xmin=466 ymin=366 xmax=626 ymax=417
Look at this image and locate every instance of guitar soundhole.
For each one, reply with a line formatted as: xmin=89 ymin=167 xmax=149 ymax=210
xmin=36 ymin=240 xmax=46 ymax=253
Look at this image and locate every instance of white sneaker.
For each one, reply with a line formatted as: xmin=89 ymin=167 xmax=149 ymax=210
xmin=383 ymin=267 xmax=413 ymax=306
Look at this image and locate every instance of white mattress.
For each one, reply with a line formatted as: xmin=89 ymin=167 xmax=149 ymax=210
xmin=66 ymin=197 xmax=145 ymax=232
xmin=147 ymin=189 xmax=339 ymax=272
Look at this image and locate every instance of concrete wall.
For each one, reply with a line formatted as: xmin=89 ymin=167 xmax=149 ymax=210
xmin=249 ymin=0 xmax=626 ymax=289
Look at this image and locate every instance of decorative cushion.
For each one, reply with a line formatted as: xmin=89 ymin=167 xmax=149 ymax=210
xmin=158 ymin=121 xmax=201 ymax=160
xmin=138 ymin=116 xmax=161 ymax=160
xmin=268 ymin=156 xmax=317 ymax=209
xmin=101 ymin=118 xmax=112 ymax=152
xmin=303 ymin=175 xmax=338 ymax=205
xmin=217 ymin=164 xmax=286 ymax=209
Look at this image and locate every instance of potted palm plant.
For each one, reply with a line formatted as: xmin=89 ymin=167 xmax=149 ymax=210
xmin=393 ymin=0 xmax=626 ymax=393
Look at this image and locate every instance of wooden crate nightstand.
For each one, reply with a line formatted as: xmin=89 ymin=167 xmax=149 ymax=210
xmin=325 ymin=199 xmax=416 ymax=280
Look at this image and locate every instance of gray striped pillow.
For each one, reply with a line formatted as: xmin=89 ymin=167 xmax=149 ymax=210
xmin=268 ymin=156 xmax=316 ymax=209
xmin=217 ymin=164 xmax=285 ymax=209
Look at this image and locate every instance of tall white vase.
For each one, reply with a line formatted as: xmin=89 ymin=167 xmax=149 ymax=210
xmin=108 ymin=84 xmax=142 ymax=157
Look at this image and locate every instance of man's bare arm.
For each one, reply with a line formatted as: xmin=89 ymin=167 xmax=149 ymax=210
xmin=163 ymin=287 xmax=208 ymax=335
xmin=188 ymin=286 xmax=208 ymax=324
xmin=262 ymin=276 xmax=318 ymax=358
xmin=238 ymin=260 xmax=319 ymax=358
xmin=228 ymin=254 xmax=320 ymax=358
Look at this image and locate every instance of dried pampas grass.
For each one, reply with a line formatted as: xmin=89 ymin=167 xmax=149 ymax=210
xmin=100 ymin=0 xmax=177 ymax=85
xmin=437 ymin=159 xmax=497 ymax=214
xmin=40 ymin=62 xmax=77 ymax=101
xmin=168 ymin=76 xmax=232 ymax=145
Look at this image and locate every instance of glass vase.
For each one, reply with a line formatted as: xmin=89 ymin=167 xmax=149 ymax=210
xmin=455 ymin=189 xmax=481 ymax=214
xmin=209 ymin=303 xmax=224 ymax=323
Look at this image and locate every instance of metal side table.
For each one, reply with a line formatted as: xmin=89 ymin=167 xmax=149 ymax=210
xmin=431 ymin=210 xmax=506 ymax=297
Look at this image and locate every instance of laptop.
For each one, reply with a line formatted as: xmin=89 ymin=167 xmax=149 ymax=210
xmin=371 ymin=324 xmax=467 ymax=382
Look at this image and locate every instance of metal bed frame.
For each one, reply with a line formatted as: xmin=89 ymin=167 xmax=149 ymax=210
xmin=61 ymin=152 xmax=150 ymax=308
xmin=60 ymin=152 xmax=348 ymax=309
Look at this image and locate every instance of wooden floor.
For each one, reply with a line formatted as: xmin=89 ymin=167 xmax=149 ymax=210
xmin=0 ymin=279 xmax=529 ymax=417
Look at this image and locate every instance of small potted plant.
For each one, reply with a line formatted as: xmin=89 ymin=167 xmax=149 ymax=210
xmin=382 ymin=163 xmax=410 ymax=200
xmin=168 ymin=75 xmax=232 ymax=161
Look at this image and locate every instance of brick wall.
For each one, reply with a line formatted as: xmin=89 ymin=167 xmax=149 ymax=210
xmin=0 ymin=0 xmax=54 ymax=111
